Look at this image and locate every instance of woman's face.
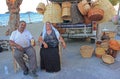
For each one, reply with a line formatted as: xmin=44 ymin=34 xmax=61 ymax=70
xmin=46 ymin=22 xmax=51 ymax=30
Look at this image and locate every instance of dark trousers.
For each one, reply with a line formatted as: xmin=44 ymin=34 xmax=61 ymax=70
xmin=14 ymin=46 xmax=37 ymax=72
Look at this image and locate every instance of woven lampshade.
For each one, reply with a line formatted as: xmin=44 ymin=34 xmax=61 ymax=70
xmin=62 ymin=2 xmax=71 ymax=8
xmin=43 ymin=3 xmax=63 ymax=23
xmin=62 ymin=8 xmax=71 ymax=20
xmin=36 ymin=2 xmax=45 ymax=14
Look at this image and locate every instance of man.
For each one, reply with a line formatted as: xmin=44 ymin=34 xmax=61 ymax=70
xmin=9 ymin=21 xmax=38 ymax=77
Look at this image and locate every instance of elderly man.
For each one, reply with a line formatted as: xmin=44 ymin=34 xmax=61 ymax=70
xmin=9 ymin=21 xmax=38 ymax=77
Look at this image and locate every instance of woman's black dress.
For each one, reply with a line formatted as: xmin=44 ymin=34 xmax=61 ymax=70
xmin=40 ymin=30 xmax=60 ymax=72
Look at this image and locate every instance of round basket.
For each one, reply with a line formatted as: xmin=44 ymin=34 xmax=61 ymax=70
xmin=77 ymin=0 xmax=90 ymax=15
xmin=95 ymin=47 xmax=106 ymax=58
xmin=109 ymin=40 xmax=120 ymax=50
xmin=62 ymin=2 xmax=71 ymax=8
xmin=36 ymin=2 xmax=45 ymax=14
xmin=62 ymin=8 xmax=71 ymax=20
xmin=84 ymin=15 xmax=91 ymax=24
xmin=102 ymin=54 xmax=115 ymax=64
xmin=88 ymin=8 xmax=104 ymax=21
xmin=80 ymin=45 xmax=94 ymax=58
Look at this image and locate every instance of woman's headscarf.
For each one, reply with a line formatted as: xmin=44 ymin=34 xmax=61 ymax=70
xmin=42 ymin=23 xmax=60 ymax=40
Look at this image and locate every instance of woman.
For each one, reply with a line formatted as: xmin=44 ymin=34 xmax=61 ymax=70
xmin=38 ymin=22 xmax=66 ymax=72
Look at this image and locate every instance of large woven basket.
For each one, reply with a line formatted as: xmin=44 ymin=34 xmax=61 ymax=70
xmin=43 ymin=3 xmax=63 ymax=23
xmin=93 ymin=0 xmax=116 ymax=23
xmin=102 ymin=54 xmax=114 ymax=64
xmin=88 ymin=8 xmax=104 ymax=21
xmin=80 ymin=45 xmax=94 ymax=58
xmin=36 ymin=2 xmax=45 ymax=14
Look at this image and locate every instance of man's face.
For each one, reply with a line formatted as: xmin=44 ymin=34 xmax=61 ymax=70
xmin=19 ymin=22 xmax=26 ymax=32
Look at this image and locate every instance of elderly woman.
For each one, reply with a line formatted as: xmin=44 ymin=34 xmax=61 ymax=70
xmin=38 ymin=22 xmax=66 ymax=72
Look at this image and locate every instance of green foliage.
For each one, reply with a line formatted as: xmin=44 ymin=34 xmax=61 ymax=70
xmin=109 ymin=0 xmax=119 ymax=6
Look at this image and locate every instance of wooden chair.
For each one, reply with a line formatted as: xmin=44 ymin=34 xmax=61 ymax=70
xmin=59 ymin=42 xmax=62 ymax=65
xmin=11 ymin=48 xmax=28 ymax=73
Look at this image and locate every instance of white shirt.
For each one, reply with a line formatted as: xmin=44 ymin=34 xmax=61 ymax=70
xmin=10 ymin=29 xmax=33 ymax=48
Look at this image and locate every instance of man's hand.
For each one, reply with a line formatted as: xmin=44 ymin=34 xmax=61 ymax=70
xmin=16 ymin=45 xmax=24 ymax=51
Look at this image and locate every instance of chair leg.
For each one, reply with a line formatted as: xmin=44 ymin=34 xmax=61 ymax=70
xmin=12 ymin=48 xmax=20 ymax=73
xmin=59 ymin=43 xmax=62 ymax=65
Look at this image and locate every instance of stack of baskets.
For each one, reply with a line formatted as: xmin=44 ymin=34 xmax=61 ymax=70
xmin=93 ymin=0 xmax=116 ymax=23
xmin=62 ymin=2 xmax=71 ymax=21
xmin=43 ymin=3 xmax=63 ymax=23
xmin=80 ymin=45 xmax=94 ymax=58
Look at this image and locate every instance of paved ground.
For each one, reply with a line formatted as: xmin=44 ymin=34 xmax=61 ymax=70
xmin=0 ymin=39 xmax=120 ymax=79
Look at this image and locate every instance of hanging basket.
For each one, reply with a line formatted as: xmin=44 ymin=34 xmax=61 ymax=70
xmin=62 ymin=8 xmax=71 ymax=20
xmin=92 ymin=0 xmax=116 ymax=23
xmin=88 ymin=8 xmax=104 ymax=21
xmin=36 ymin=2 xmax=45 ymax=14
xmin=43 ymin=3 xmax=63 ymax=23
xmin=77 ymin=0 xmax=91 ymax=15
xmin=62 ymin=2 xmax=71 ymax=8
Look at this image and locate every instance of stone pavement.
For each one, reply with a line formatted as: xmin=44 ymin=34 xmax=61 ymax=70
xmin=0 ymin=39 xmax=120 ymax=79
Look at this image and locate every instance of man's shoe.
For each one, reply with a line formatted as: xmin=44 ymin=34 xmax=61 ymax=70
xmin=29 ymin=71 xmax=38 ymax=77
xmin=23 ymin=70 xmax=29 ymax=75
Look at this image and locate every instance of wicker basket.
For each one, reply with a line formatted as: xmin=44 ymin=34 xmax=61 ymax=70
xmin=43 ymin=3 xmax=63 ymax=23
xmin=95 ymin=47 xmax=106 ymax=58
xmin=80 ymin=45 xmax=94 ymax=58
xmin=36 ymin=2 xmax=45 ymax=14
xmin=102 ymin=54 xmax=115 ymax=64
xmin=62 ymin=2 xmax=71 ymax=8
xmin=84 ymin=15 xmax=91 ymax=24
xmin=62 ymin=8 xmax=71 ymax=20
xmin=88 ymin=8 xmax=104 ymax=21
xmin=77 ymin=0 xmax=90 ymax=15
xmin=93 ymin=0 xmax=116 ymax=23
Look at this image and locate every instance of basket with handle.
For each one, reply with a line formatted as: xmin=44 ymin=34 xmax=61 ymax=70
xmin=80 ymin=45 xmax=94 ymax=58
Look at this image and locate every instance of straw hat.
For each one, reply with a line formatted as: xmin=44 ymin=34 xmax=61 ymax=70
xmin=36 ymin=2 xmax=45 ymax=14
xmin=102 ymin=54 xmax=114 ymax=64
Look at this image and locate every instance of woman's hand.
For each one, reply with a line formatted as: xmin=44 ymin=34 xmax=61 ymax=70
xmin=43 ymin=42 xmax=48 ymax=48
xmin=62 ymin=42 xmax=66 ymax=49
